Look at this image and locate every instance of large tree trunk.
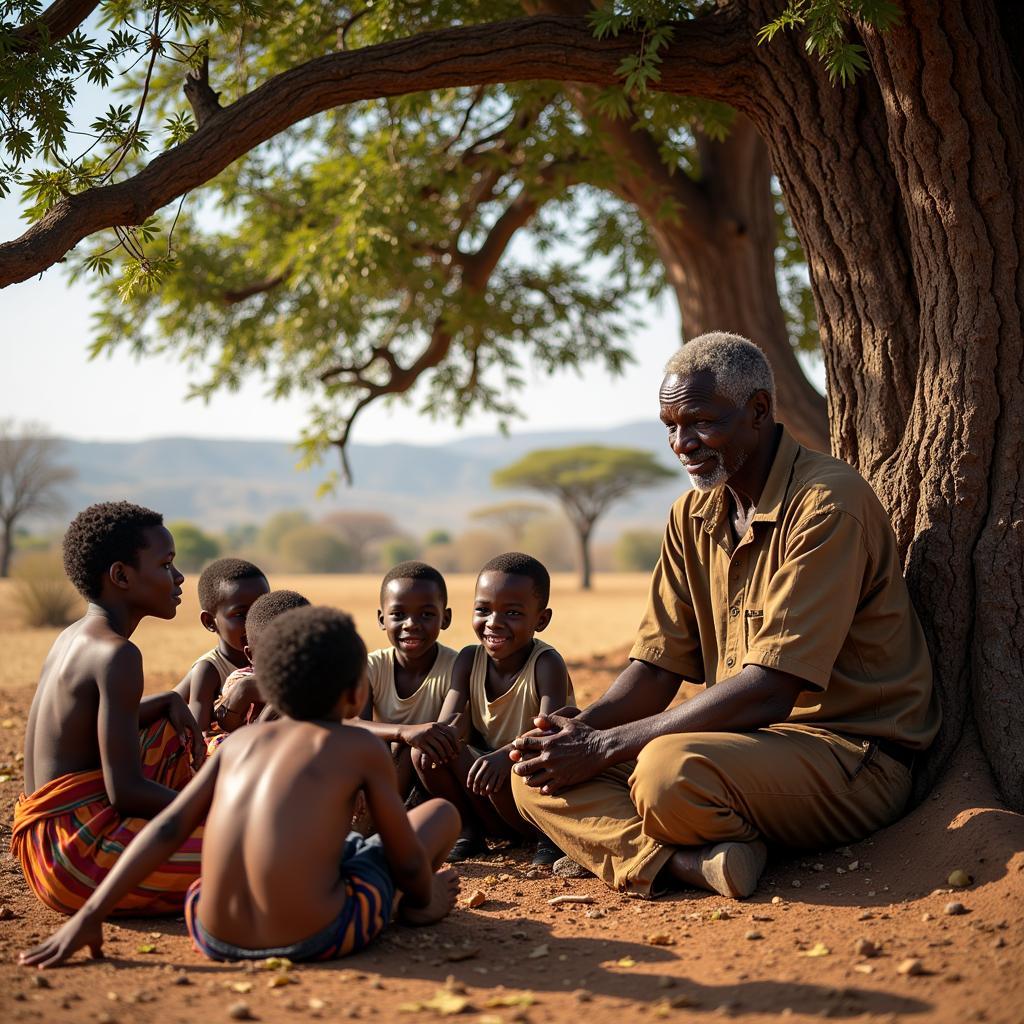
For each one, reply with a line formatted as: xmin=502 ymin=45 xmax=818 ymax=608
xmin=734 ymin=0 xmax=1024 ymax=808
xmin=0 ymin=520 xmax=12 ymax=578
xmin=533 ymin=0 xmax=829 ymax=452
xmin=581 ymin=100 xmax=831 ymax=452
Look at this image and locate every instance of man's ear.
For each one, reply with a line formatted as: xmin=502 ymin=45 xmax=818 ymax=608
xmin=441 ymin=607 xmax=453 ymax=630
xmin=200 ymin=610 xmax=217 ymax=633
xmin=535 ymin=607 xmax=553 ymax=633
xmin=749 ymin=389 xmax=773 ymax=429
xmin=376 ymin=608 xmax=386 ymax=631
xmin=243 ymin=644 xmax=253 ymax=664
xmin=108 ymin=561 xmax=130 ymax=591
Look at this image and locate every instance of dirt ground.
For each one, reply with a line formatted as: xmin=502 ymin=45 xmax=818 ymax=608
xmin=1 ymin=646 xmax=1022 ymax=1024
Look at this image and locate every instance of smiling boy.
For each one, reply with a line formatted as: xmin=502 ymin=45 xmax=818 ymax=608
xmin=11 ymin=502 xmax=204 ymax=916
xmin=414 ymin=552 xmax=572 ymax=865
xmin=350 ymin=562 xmax=460 ymax=801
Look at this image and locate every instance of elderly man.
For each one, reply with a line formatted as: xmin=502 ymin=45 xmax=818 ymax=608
xmin=510 ymin=332 xmax=939 ymax=899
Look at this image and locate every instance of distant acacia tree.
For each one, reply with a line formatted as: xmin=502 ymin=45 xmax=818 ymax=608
xmin=0 ymin=420 xmax=75 ymax=578
xmin=493 ymin=445 xmax=672 ymax=589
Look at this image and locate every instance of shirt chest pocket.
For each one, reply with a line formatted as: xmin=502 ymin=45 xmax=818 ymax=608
xmin=744 ymin=609 xmax=764 ymax=649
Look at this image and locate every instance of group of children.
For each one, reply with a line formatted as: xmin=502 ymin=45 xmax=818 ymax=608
xmin=14 ymin=501 xmax=575 ymax=969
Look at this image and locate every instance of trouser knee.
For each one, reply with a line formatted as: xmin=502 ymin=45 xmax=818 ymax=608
xmin=630 ymin=735 xmax=727 ymax=846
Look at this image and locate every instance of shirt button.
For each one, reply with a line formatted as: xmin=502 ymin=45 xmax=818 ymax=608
xmin=730 ymin=607 xmax=739 ymax=618
xmin=726 ymin=656 xmax=735 ymax=668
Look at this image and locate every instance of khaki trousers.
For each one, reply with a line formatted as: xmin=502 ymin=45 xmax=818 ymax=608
xmin=512 ymin=725 xmax=912 ymax=897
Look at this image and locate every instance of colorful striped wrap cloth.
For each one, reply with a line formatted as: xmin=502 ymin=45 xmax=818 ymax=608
xmin=10 ymin=718 xmax=203 ymax=917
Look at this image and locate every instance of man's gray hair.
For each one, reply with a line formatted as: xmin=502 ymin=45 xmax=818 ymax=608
xmin=663 ymin=331 xmax=776 ymax=411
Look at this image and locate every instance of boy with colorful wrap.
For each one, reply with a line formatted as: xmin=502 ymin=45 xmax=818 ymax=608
xmin=20 ymin=605 xmax=461 ymax=968
xmin=11 ymin=502 xmax=203 ymax=916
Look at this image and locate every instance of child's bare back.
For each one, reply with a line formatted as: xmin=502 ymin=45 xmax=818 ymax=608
xmin=199 ymin=720 xmax=388 ymax=948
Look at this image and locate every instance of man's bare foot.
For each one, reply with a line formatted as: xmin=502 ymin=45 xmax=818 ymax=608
xmin=667 ymin=839 xmax=767 ymax=899
xmin=399 ymin=867 xmax=460 ymax=926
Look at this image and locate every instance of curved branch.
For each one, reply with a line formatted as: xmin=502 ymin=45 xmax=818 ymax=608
xmin=11 ymin=0 xmax=100 ymax=50
xmin=0 ymin=11 xmax=755 ymax=288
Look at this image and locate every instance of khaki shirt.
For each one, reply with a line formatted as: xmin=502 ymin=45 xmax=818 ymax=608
xmin=630 ymin=428 xmax=940 ymax=750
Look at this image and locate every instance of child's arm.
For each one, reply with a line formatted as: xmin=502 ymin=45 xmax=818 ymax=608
xmin=214 ymin=673 xmax=263 ymax=732
xmin=346 ymin=714 xmax=460 ymax=766
xmin=534 ymin=648 xmax=571 ymax=719
xmin=20 ymin=756 xmax=220 ymax=969
xmin=466 ymin=649 xmax=570 ymax=797
xmin=97 ymin=645 xmax=194 ymax=817
xmin=435 ymin=647 xmax=474 ymax=733
xmin=358 ymin=733 xmax=434 ymax=907
xmin=183 ymin=661 xmax=223 ymax=733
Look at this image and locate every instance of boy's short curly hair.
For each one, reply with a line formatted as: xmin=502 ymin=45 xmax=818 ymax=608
xmin=379 ymin=560 xmax=448 ymax=605
xmin=197 ymin=557 xmax=267 ymax=613
xmin=245 ymin=590 xmax=310 ymax=651
xmin=63 ymin=502 xmax=165 ymax=601
xmin=257 ymin=605 xmax=366 ymax=721
xmin=478 ymin=551 xmax=551 ymax=607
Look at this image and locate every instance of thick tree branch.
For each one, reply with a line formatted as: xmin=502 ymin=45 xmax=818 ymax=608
xmin=11 ymin=0 xmax=100 ymax=50
xmin=0 ymin=11 xmax=755 ymax=288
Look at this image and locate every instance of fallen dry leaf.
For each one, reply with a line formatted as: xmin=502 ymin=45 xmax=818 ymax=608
xmin=483 ymin=993 xmax=534 ymax=1009
xmin=801 ymin=942 xmax=831 ymax=957
xmin=646 ymin=932 xmax=675 ymax=946
xmin=463 ymin=889 xmax=487 ymax=909
xmin=616 ymin=956 xmax=637 ymax=968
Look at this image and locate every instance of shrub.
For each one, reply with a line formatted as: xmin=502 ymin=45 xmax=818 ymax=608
xmin=278 ymin=525 xmax=357 ymax=573
xmin=12 ymin=551 xmax=82 ymax=627
xmin=166 ymin=520 xmax=221 ymax=573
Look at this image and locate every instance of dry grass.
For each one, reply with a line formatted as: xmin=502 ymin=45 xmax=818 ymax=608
xmin=0 ymin=573 xmax=652 ymax=693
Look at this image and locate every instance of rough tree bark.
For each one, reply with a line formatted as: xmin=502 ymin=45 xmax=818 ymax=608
xmin=732 ymin=0 xmax=1024 ymax=807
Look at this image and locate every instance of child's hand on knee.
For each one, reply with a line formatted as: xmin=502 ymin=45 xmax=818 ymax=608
xmin=466 ymin=751 xmax=508 ymax=796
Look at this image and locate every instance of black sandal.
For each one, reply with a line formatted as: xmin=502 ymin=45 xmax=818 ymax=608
xmin=446 ymin=832 xmax=488 ymax=863
xmin=531 ymin=835 xmax=563 ymax=867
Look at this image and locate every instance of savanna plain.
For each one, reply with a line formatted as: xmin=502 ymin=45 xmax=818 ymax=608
xmin=0 ymin=574 xmax=1021 ymax=1024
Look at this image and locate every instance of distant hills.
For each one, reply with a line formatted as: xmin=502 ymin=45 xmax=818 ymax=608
xmin=56 ymin=421 xmax=690 ymax=538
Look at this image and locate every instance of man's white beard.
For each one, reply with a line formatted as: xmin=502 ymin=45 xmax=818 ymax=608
xmin=686 ymin=456 xmax=729 ymax=491
xmin=683 ymin=446 xmax=749 ymax=492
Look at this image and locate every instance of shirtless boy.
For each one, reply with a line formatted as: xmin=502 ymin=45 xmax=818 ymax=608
xmin=174 ymin=558 xmax=269 ymax=732
xmin=12 ymin=502 xmax=204 ymax=916
xmin=351 ymin=562 xmax=460 ymax=800
xmin=415 ymin=552 xmax=572 ymax=866
xmin=21 ymin=605 xmax=461 ymax=968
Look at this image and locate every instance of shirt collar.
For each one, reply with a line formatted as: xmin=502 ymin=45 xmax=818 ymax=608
xmin=689 ymin=426 xmax=801 ymax=532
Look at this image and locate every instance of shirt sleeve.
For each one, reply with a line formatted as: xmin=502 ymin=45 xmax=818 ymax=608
xmin=628 ymin=506 xmax=704 ymax=682
xmin=743 ymin=508 xmax=868 ymax=689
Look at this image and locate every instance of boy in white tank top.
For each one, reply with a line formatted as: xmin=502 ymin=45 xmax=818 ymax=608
xmin=349 ymin=562 xmax=460 ymax=803
xmin=414 ymin=553 xmax=573 ymax=866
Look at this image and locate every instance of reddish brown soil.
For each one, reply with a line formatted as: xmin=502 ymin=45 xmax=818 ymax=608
xmin=1 ymin=658 xmax=1022 ymax=1024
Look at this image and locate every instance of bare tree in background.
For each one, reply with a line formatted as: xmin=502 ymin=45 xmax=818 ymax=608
xmin=0 ymin=421 xmax=75 ymax=578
